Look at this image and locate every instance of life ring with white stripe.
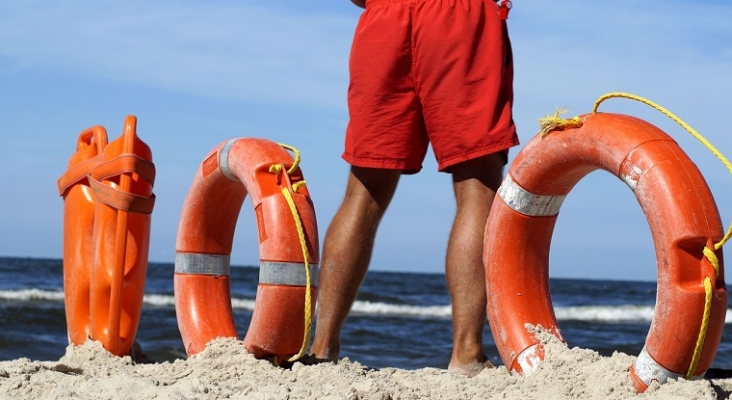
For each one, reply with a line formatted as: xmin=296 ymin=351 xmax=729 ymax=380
xmin=483 ymin=112 xmax=727 ymax=392
xmin=174 ymin=138 xmax=319 ymax=363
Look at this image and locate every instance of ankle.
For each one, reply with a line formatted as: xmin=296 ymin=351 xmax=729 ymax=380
xmin=309 ymin=338 xmax=340 ymax=362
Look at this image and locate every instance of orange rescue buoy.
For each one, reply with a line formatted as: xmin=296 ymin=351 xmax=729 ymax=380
xmin=57 ymin=126 xmax=109 ymax=346
xmin=58 ymin=116 xmax=156 ymax=356
xmin=174 ymin=138 xmax=319 ymax=362
xmin=483 ymin=112 xmax=726 ymax=392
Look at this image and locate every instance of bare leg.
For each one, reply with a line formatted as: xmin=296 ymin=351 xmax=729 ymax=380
xmin=309 ymin=166 xmax=401 ymax=361
xmin=446 ymin=153 xmax=504 ymax=376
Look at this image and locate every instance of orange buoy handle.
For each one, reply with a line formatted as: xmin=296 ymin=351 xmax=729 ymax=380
xmin=57 ymin=126 xmax=109 ymax=197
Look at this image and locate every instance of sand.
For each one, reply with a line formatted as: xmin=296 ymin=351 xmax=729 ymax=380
xmin=0 ymin=332 xmax=730 ymax=400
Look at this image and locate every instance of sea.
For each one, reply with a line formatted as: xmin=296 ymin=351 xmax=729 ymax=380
xmin=2 ymin=256 xmax=732 ymax=373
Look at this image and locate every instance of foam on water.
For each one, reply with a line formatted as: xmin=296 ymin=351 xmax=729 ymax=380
xmin=2 ymin=289 xmax=730 ymax=324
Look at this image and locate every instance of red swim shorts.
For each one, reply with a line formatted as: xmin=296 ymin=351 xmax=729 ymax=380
xmin=343 ymin=0 xmax=519 ymax=173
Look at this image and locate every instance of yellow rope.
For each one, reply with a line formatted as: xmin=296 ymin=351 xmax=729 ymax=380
xmin=277 ymin=143 xmax=302 ymax=176
xmin=268 ymin=143 xmax=302 ymax=176
xmin=686 ymin=276 xmax=714 ymax=379
xmin=279 ymin=184 xmax=313 ymax=362
xmin=593 ymin=92 xmax=732 ymax=249
xmin=593 ymin=93 xmax=732 ymax=198
xmin=685 ymin=246 xmax=723 ymax=379
xmin=592 ymin=92 xmax=731 ymax=379
xmin=537 ymin=107 xmax=582 ymax=137
xmin=265 ymin=142 xmax=312 ymax=363
xmin=292 ymin=181 xmax=307 ymax=193
xmin=703 ymin=247 xmax=721 ymax=277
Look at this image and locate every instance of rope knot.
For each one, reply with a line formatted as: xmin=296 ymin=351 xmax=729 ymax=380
xmin=538 ymin=107 xmax=582 ymax=137
xmin=702 ymin=246 xmax=720 ymax=277
xmin=269 ymin=144 xmax=308 ymax=193
xmin=269 ymin=164 xmax=283 ymax=174
xmin=277 ymin=143 xmax=301 ymax=176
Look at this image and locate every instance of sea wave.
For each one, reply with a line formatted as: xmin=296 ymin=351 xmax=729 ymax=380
xmin=1 ymin=289 xmax=729 ymax=324
xmin=0 ymin=288 xmax=65 ymax=302
xmin=349 ymin=302 xmax=660 ymax=323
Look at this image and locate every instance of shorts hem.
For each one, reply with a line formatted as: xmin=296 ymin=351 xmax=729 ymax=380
xmin=342 ymin=153 xmax=420 ymax=172
xmin=437 ymin=138 xmax=519 ymax=172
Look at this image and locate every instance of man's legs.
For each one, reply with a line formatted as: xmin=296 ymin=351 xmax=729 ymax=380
xmin=309 ymin=166 xmax=401 ymax=361
xmin=445 ymin=152 xmax=505 ymax=376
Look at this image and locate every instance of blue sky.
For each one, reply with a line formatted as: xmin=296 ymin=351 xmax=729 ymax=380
xmin=0 ymin=0 xmax=730 ymax=281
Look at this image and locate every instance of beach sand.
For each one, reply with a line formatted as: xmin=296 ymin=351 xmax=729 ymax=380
xmin=1 ymin=331 xmax=730 ymax=399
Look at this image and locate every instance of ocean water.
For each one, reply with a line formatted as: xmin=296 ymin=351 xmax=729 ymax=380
xmin=1 ymin=256 xmax=732 ymax=372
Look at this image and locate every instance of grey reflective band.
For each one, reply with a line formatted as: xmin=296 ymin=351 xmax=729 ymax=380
xmin=498 ymin=174 xmax=565 ymax=217
xmin=259 ymin=261 xmax=319 ymax=286
xmin=633 ymin=346 xmax=690 ymax=385
xmin=219 ymin=138 xmax=240 ymax=182
xmin=175 ymin=253 xmax=231 ymax=276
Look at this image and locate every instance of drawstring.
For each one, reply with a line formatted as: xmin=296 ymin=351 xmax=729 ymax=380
xmin=500 ymin=0 xmax=512 ymax=19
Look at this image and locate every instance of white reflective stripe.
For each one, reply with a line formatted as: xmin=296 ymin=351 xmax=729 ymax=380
xmin=259 ymin=261 xmax=319 ymax=286
xmin=633 ymin=346 xmax=687 ymax=385
xmin=498 ymin=174 xmax=565 ymax=217
xmin=219 ymin=138 xmax=240 ymax=182
xmin=513 ymin=344 xmax=542 ymax=376
xmin=175 ymin=253 xmax=231 ymax=276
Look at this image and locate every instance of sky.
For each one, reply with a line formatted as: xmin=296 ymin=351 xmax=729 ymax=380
xmin=0 ymin=0 xmax=730 ymax=282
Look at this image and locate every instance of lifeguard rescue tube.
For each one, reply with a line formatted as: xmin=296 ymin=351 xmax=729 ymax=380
xmin=483 ymin=113 xmax=727 ymax=392
xmin=57 ymin=116 xmax=156 ymax=356
xmin=174 ymin=138 xmax=319 ymax=362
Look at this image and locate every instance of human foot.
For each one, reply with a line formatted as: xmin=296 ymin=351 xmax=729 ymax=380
xmin=448 ymin=357 xmax=495 ymax=378
xmin=297 ymin=353 xmax=337 ymax=366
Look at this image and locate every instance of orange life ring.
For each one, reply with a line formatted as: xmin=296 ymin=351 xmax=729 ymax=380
xmin=174 ymin=138 xmax=319 ymax=362
xmin=58 ymin=116 xmax=156 ymax=356
xmin=483 ymin=113 xmax=727 ymax=392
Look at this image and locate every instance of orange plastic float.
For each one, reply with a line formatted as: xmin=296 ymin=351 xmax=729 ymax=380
xmin=483 ymin=111 xmax=727 ymax=392
xmin=58 ymin=116 xmax=156 ymax=356
xmin=57 ymin=126 xmax=108 ymax=346
xmin=174 ymin=138 xmax=318 ymax=363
